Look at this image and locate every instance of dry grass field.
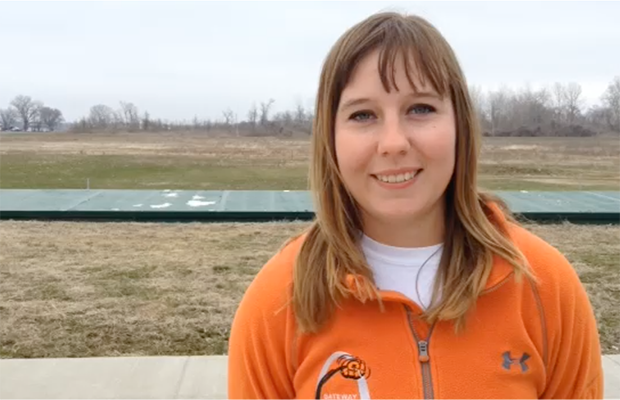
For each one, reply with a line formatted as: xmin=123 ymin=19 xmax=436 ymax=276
xmin=0 ymin=132 xmax=618 ymax=359
xmin=0 ymin=220 xmax=618 ymax=358
xmin=1 ymin=132 xmax=618 ymax=190
xmin=0 ymin=133 xmax=310 ymax=190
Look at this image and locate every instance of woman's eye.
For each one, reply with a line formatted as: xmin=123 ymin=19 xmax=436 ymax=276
xmin=409 ymin=104 xmax=436 ymax=115
xmin=349 ymin=111 xmax=375 ymax=122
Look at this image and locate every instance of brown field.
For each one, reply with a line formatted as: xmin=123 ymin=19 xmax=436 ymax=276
xmin=0 ymin=220 xmax=618 ymax=358
xmin=0 ymin=132 xmax=619 ymax=190
xmin=0 ymin=132 xmax=618 ymax=359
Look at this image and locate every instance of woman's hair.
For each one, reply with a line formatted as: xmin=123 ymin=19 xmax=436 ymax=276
xmin=291 ymin=11 xmax=533 ymax=334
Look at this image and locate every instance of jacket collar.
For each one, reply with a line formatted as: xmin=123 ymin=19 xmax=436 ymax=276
xmin=482 ymin=201 xmax=515 ymax=293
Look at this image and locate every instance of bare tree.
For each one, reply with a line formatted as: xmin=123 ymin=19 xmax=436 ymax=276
xmin=30 ymin=102 xmax=44 ymax=131
xmin=10 ymin=95 xmax=42 ymax=131
xmin=259 ymin=99 xmax=275 ymax=126
xmin=552 ymin=82 xmax=567 ymax=122
xmin=272 ymin=111 xmax=295 ymax=137
xmin=468 ymin=84 xmax=489 ymax=130
xmin=553 ymin=82 xmax=584 ymax=124
xmin=247 ymin=103 xmax=258 ymax=129
xmin=192 ymin=115 xmax=201 ymax=131
xmin=0 ymin=108 xmax=17 ymax=130
xmin=486 ymin=87 xmax=511 ymax=135
xmin=31 ymin=114 xmax=44 ymax=132
xmin=88 ymin=104 xmax=115 ymax=129
xmin=602 ymin=76 xmax=620 ymax=132
xmin=295 ymin=102 xmax=306 ymax=124
xmin=564 ymin=82 xmax=583 ymax=124
xmin=222 ymin=108 xmax=238 ymax=135
xmin=585 ymin=105 xmax=612 ymax=131
xmin=511 ymin=85 xmax=552 ymax=128
xmin=71 ymin=117 xmax=90 ymax=133
xmin=119 ymin=101 xmax=140 ymax=130
xmin=276 ymin=111 xmax=293 ymax=125
xmin=39 ymin=107 xmax=64 ymax=131
xmin=142 ymin=111 xmax=151 ymax=131
xmin=284 ymin=110 xmax=293 ymax=125
xmin=222 ymin=108 xmax=234 ymax=126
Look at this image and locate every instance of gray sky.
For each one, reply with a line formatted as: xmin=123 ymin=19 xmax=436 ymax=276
xmin=1 ymin=1 xmax=618 ymax=122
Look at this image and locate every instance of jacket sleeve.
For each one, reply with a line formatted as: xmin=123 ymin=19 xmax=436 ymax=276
xmin=539 ymin=251 xmax=604 ymax=399
xmin=227 ymin=253 xmax=297 ymax=399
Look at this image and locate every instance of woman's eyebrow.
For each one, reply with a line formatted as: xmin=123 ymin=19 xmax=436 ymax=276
xmin=339 ymin=97 xmax=371 ymax=112
xmin=339 ymin=91 xmax=443 ymax=113
xmin=406 ymin=91 xmax=443 ymax=100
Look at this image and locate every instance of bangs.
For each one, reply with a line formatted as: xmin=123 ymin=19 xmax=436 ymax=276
xmin=334 ymin=14 xmax=454 ymax=102
xmin=376 ymin=31 xmax=451 ymax=98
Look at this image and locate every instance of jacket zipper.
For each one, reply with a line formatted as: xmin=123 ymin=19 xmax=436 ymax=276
xmin=405 ymin=305 xmax=435 ymax=399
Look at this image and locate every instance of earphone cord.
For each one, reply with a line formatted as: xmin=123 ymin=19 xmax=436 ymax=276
xmin=415 ymin=245 xmax=443 ymax=309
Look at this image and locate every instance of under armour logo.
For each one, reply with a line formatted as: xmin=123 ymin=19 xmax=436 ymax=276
xmin=502 ymin=351 xmax=530 ymax=372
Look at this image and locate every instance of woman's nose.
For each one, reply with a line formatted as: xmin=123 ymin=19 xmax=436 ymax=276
xmin=377 ymin=116 xmax=411 ymax=156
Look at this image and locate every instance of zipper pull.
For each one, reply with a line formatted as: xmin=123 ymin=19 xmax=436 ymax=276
xmin=418 ymin=340 xmax=430 ymax=363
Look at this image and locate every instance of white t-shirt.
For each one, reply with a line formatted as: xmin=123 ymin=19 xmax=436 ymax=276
xmin=360 ymin=234 xmax=443 ymax=310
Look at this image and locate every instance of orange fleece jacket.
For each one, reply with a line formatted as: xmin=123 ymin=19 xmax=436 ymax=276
xmin=228 ymin=216 xmax=604 ymax=399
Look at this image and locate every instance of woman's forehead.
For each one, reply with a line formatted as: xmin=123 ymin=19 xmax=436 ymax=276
xmin=341 ymin=50 xmax=441 ymax=100
xmin=344 ymin=48 xmax=443 ymax=96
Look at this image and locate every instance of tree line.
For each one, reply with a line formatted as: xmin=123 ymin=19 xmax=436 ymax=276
xmin=2 ymin=76 xmax=619 ymax=137
xmin=471 ymin=77 xmax=620 ymax=137
xmin=69 ymin=98 xmax=314 ymax=137
xmin=0 ymin=95 xmax=64 ymax=132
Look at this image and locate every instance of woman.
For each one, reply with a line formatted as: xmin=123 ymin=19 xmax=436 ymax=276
xmin=228 ymin=11 xmax=603 ymax=399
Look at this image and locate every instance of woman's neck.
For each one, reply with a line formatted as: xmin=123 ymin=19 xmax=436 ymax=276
xmin=360 ymin=203 xmax=445 ymax=248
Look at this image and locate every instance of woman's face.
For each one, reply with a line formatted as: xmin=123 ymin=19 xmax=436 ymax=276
xmin=334 ymin=49 xmax=457 ymax=237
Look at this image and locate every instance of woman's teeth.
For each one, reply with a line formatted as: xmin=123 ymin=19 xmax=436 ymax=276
xmin=375 ymin=171 xmax=419 ymax=183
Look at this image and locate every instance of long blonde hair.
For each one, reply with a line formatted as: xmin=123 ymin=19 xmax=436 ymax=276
xmin=292 ymin=12 xmax=532 ymax=334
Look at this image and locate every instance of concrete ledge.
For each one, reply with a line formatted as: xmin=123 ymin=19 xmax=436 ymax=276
xmin=604 ymin=355 xmax=620 ymax=399
xmin=0 ymin=356 xmax=227 ymax=399
xmin=1 ymin=355 xmax=618 ymax=399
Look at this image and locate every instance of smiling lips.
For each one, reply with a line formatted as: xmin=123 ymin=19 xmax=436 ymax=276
xmin=372 ymin=168 xmax=423 ymax=188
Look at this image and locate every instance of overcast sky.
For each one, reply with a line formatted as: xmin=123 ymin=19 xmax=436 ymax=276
xmin=1 ymin=1 xmax=618 ymax=122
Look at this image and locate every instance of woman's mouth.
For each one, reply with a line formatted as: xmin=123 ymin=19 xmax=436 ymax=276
xmin=370 ymin=169 xmax=423 ymax=190
xmin=373 ymin=169 xmax=422 ymax=184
